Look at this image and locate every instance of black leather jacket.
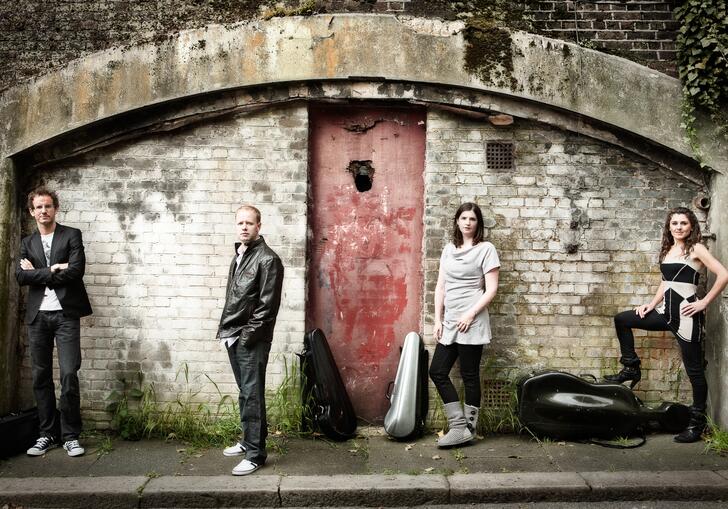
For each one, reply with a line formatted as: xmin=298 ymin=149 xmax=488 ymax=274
xmin=217 ymin=236 xmax=284 ymax=347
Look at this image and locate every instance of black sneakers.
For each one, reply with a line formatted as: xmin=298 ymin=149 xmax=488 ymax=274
xmin=27 ymin=436 xmax=56 ymax=456
xmin=63 ymin=439 xmax=85 ymax=457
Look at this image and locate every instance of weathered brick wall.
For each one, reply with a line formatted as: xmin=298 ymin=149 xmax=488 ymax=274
xmin=423 ymin=108 xmax=701 ymax=406
xmin=0 ymin=1 xmax=680 ymax=91
xmin=18 ymin=104 xmax=308 ymax=426
xmin=16 ymin=102 xmax=704 ymax=427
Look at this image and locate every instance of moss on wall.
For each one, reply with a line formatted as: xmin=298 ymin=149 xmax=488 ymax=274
xmin=0 ymin=159 xmax=19 ymax=415
xmin=464 ymin=19 xmax=517 ymax=90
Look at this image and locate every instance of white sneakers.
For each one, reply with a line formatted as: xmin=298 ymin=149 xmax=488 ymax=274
xmin=27 ymin=437 xmax=85 ymax=457
xmin=224 ymin=443 xmax=260 ymax=475
xmin=232 ymin=459 xmax=260 ymax=476
xmin=63 ymin=439 xmax=85 ymax=457
xmin=223 ymin=442 xmax=246 ymax=457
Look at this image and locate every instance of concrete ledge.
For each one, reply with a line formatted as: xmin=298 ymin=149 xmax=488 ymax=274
xmin=279 ymin=474 xmax=449 ymax=506
xmin=0 ymin=476 xmax=147 ymax=509
xmin=1 ymin=14 xmax=721 ymax=170
xmin=449 ymin=472 xmax=589 ymax=503
xmin=580 ymin=470 xmax=728 ymax=501
xmin=141 ymin=475 xmax=281 ymax=508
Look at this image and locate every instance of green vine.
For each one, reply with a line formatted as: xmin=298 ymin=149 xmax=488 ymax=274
xmin=675 ymin=0 xmax=728 ymax=166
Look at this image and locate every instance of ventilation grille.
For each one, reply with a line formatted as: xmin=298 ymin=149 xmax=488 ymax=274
xmin=481 ymin=379 xmax=513 ymax=409
xmin=486 ymin=142 xmax=514 ymax=170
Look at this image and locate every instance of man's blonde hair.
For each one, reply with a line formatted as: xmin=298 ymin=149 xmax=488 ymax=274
xmin=236 ymin=204 xmax=261 ymax=223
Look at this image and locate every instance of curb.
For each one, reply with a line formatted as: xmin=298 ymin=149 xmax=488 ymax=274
xmin=0 ymin=476 xmax=147 ymax=509
xmin=2 ymin=471 xmax=728 ymax=507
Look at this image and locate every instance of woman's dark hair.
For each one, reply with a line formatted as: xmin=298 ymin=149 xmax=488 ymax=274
xmin=659 ymin=206 xmax=702 ymax=261
xmin=452 ymin=202 xmax=485 ymax=248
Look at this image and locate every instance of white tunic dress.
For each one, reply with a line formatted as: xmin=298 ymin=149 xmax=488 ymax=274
xmin=439 ymin=241 xmax=500 ymax=346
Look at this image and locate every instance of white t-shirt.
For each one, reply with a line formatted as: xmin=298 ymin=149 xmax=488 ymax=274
xmin=39 ymin=232 xmax=62 ymax=311
xmin=439 ymin=241 xmax=500 ymax=345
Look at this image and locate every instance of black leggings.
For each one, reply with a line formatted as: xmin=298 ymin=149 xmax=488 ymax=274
xmin=614 ymin=309 xmax=707 ymax=412
xmin=429 ymin=342 xmax=484 ymax=407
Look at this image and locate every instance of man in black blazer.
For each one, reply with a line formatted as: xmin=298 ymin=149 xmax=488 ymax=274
xmin=16 ymin=187 xmax=92 ymax=457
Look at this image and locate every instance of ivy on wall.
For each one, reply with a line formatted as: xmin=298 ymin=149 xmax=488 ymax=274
xmin=675 ymin=0 xmax=728 ymax=165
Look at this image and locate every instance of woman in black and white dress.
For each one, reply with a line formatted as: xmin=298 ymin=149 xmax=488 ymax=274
xmin=604 ymin=207 xmax=728 ymax=442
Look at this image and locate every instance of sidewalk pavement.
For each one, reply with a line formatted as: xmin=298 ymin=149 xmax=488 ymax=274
xmin=2 ymin=427 xmax=728 ymax=507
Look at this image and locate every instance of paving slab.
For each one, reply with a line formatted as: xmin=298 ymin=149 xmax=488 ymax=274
xmin=458 ymin=434 xmax=556 ymax=473
xmin=632 ymin=434 xmax=728 ymax=471
xmin=141 ymin=474 xmax=281 ymax=508
xmin=279 ymin=474 xmax=449 ymax=506
xmin=580 ymin=470 xmax=728 ymax=501
xmin=449 ymin=471 xmax=589 ymax=503
xmin=0 ymin=475 xmax=147 ymax=509
xmin=267 ymin=435 xmax=369 ymax=475
xmin=541 ymin=433 xmax=728 ymax=473
xmin=366 ymin=433 xmax=461 ymax=474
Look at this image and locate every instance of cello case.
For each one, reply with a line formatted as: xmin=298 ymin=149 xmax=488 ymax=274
xmin=517 ymin=371 xmax=690 ymax=440
xmin=299 ymin=328 xmax=357 ymax=441
xmin=383 ymin=332 xmax=429 ymax=440
xmin=0 ymin=408 xmax=39 ymax=458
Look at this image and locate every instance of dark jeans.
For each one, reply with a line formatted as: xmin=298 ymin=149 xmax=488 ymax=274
xmin=28 ymin=310 xmax=82 ymax=441
xmin=614 ymin=309 xmax=707 ymax=412
xmin=429 ymin=342 xmax=484 ymax=407
xmin=227 ymin=339 xmax=271 ymax=465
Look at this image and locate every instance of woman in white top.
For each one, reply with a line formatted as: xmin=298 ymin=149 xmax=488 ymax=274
xmin=604 ymin=207 xmax=728 ymax=443
xmin=429 ymin=203 xmax=500 ymax=448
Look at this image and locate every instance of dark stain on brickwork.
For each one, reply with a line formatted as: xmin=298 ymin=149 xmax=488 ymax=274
xmin=562 ymin=174 xmax=591 ymax=254
xmin=155 ymin=342 xmax=172 ymax=370
xmin=96 ymin=160 xmax=190 ymax=262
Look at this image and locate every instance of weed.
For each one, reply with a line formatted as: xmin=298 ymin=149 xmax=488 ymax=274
xmin=478 ymin=361 xmax=524 ymax=435
xmin=267 ymin=434 xmax=287 ymax=456
xmin=452 ymin=448 xmax=465 ymax=462
xmin=146 ymin=471 xmax=160 ymax=479
xmin=107 ymin=356 xmax=319 ymax=449
xmin=428 ymin=397 xmax=446 ymax=431
xmin=267 ymin=355 xmax=309 ymax=434
xmin=704 ymin=419 xmax=728 ymax=455
xmin=347 ymin=439 xmax=369 ymax=460
xmin=106 ymin=366 xmax=240 ymax=448
xmin=95 ymin=434 xmax=114 ymax=457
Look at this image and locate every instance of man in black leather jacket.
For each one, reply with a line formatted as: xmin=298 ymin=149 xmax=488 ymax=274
xmin=217 ymin=205 xmax=284 ymax=476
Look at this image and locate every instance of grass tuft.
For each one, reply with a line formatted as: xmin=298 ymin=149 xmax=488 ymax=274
xmin=704 ymin=418 xmax=728 ymax=455
xmin=107 ymin=357 xmax=311 ymax=448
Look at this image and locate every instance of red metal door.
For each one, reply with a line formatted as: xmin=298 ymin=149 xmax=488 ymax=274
xmin=307 ymin=104 xmax=426 ymax=423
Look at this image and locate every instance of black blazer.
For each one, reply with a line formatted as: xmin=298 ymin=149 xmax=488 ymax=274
xmin=16 ymin=223 xmax=92 ymax=324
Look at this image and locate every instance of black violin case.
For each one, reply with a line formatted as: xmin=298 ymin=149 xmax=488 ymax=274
xmin=299 ymin=329 xmax=357 ymax=441
xmin=517 ymin=371 xmax=690 ymax=440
